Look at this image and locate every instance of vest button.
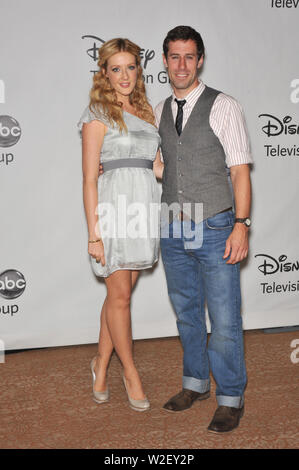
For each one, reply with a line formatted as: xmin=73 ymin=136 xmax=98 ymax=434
xmin=178 ymin=190 xmax=183 ymax=194
xmin=178 ymin=157 xmax=182 ymax=161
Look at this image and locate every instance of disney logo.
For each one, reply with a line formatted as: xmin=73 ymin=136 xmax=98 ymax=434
xmin=82 ymin=35 xmax=155 ymax=69
xmin=140 ymin=49 xmax=155 ymax=69
xmin=258 ymin=114 xmax=299 ymax=137
xmin=82 ymin=35 xmax=105 ymax=62
xmin=255 ymin=254 xmax=299 ymax=276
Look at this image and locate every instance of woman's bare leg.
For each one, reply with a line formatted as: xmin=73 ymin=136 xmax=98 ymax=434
xmin=121 ymin=271 xmax=144 ymax=399
xmin=93 ymin=270 xmax=139 ymax=392
xmin=101 ymin=269 xmax=145 ymax=400
xmin=93 ymin=298 xmax=113 ymax=391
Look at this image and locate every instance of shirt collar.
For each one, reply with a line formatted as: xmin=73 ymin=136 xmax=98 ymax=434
xmin=172 ymin=80 xmax=206 ymax=106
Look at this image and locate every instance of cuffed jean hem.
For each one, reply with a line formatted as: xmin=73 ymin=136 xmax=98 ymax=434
xmin=216 ymin=395 xmax=244 ymax=408
xmin=183 ymin=376 xmax=210 ymax=394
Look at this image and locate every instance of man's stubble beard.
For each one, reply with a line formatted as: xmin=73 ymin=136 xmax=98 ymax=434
xmin=170 ymin=75 xmax=199 ymax=93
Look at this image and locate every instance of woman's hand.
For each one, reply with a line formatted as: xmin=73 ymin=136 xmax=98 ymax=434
xmin=153 ymin=150 xmax=164 ymax=180
xmin=88 ymin=240 xmax=106 ymax=266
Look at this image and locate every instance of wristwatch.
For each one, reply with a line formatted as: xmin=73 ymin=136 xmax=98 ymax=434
xmin=235 ymin=217 xmax=251 ymax=227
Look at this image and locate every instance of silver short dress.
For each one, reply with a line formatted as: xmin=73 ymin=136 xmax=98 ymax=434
xmin=78 ymin=106 xmax=161 ymax=277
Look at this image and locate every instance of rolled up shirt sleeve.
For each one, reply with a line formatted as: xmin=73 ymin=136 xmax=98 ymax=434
xmin=210 ymin=94 xmax=253 ymax=168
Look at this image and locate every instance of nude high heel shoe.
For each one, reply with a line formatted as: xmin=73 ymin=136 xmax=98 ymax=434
xmin=122 ymin=375 xmax=150 ymax=412
xmin=90 ymin=356 xmax=109 ymax=404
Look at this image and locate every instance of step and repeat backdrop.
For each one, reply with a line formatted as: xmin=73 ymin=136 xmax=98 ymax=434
xmin=1 ymin=0 xmax=299 ymax=351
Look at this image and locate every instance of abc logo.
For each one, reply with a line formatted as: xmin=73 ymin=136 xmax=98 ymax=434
xmin=0 ymin=270 xmax=26 ymax=299
xmin=0 ymin=116 xmax=22 ymax=148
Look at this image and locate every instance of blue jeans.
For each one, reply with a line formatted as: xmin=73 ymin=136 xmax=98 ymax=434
xmin=160 ymin=209 xmax=247 ymax=408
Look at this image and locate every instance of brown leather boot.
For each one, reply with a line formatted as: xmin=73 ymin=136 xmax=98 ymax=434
xmin=163 ymin=388 xmax=210 ymax=412
xmin=207 ymin=405 xmax=244 ymax=433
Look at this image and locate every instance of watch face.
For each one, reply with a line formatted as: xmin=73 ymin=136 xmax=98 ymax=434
xmin=245 ymin=218 xmax=251 ymax=227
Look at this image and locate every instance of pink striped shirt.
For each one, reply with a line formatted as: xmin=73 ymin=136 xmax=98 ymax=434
xmin=154 ymin=81 xmax=253 ymax=168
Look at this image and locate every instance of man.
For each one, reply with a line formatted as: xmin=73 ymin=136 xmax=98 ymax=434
xmin=155 ymin=25 xmax=252 ymax=433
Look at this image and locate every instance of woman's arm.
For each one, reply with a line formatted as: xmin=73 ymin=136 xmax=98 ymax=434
xmin=82 ymin=120 xmax=107 ymax=264
xmin=153 ymin=149 xmax=164 ymax=180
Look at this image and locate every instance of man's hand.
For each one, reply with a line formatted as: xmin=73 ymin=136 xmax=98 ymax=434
xmin=223 ymin=223 xmax=249 ymax=264
xmin=99 ymin=163 xmax=104 ymax=176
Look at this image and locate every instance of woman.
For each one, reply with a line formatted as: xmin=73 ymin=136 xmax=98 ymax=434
xmin=78 ymin=38 xmax=164 ymax=412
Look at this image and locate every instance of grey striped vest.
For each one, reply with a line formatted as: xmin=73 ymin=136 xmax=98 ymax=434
xmin=159 ymin=86 xmax=233 ymax=223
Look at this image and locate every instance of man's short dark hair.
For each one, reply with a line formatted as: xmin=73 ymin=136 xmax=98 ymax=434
xmin=163 ymin=25 xmax=205 ymax=60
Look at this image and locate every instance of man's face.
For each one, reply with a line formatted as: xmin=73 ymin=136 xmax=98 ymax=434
xmin=163 ymin=39 xmax=203 ymax=96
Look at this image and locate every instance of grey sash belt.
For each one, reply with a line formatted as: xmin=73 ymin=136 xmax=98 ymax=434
xmin=102 ymin=158 xmax=153 ymax=173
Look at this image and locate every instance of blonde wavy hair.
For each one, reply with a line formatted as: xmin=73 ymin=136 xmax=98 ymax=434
xmin=89 ymin=38 xmax=155 ymax=132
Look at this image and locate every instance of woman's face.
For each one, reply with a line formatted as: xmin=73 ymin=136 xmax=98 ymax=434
xmin=105 ymin=52 xmax=138 ymax=101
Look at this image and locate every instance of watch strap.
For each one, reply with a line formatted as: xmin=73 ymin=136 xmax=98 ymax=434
xmin=235 ymin=217 xmax=251 ymax=227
